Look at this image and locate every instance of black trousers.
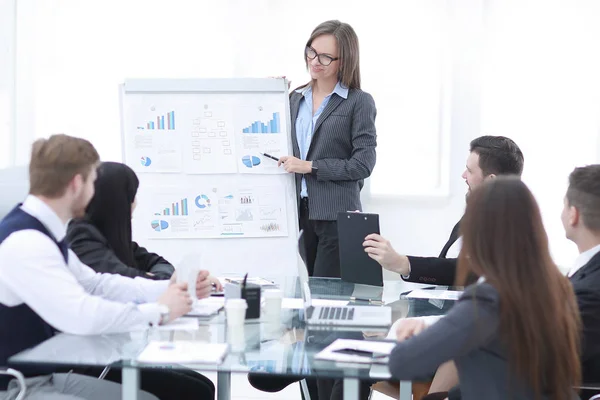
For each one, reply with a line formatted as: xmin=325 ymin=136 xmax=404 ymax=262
xmin=78 ymin=366 xmax=215 ymax=400
xmin=299 ymin=197 xmax=341 ymax=278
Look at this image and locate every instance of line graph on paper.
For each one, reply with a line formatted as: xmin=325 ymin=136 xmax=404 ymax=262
xmin=259 ymin=207 xmax=280 ymax=220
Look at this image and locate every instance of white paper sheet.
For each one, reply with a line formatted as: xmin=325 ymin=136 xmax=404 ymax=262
xmin=143 ymin=185 xmax=288 ymax=239
xmin=187 ymin=297 xmax=225 ymax=317
xmin=234 ymin=97 xmax=288 ymax=175
xmin=404 ymin=289 xmax=462 ymax=301
xmin=220 ymin=276 xmax=276 ymax=286
xmin=124 ymin=92 xmax=292 ymax=176
xmin=155 ymin=318 xmax=200 ymax=331
xmin=281 ymin=298 xmax=350 ymax=309
xmin=184 ymin=103 xmax=237 ymax=174
xmin=315 ymin=339 xmax=397 ymax=364
xmin=124 ymin=95 xmax=184 ymax=173
xmin=137 ymin=341 xmax=228 ymax=364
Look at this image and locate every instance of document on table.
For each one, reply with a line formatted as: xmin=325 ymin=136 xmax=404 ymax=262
xmin=137 ymin=341 xmax=228 ymax=364
xmin=219 ymin=276 xmax=276 ymax=287
xmin=187 ymin=297 xmax=225 ymax=317
xmin=281 ymin=298 xmax=349 ymax=309
xmin=315 ymin=339 xmax=397 ymax=365
xmin=156 ymin=318 xmax=200 ymax=331
xmin=404 ymin=289 xmax=462 ymax=301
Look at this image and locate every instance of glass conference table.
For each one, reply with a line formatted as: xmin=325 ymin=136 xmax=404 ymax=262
xmin=9 ymin=277 xmax=457 ymax=400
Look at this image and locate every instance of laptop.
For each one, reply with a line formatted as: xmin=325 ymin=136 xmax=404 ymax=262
xmin=297 ymin=231 xmax=391 ymax=327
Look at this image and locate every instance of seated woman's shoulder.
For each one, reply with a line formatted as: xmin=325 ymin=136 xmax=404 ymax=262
xmin=66 ymin=218 xmax=104 ymax=242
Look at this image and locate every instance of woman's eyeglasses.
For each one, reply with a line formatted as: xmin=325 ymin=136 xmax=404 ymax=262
xmin=305 ymin=46 xmax=339 ymax=66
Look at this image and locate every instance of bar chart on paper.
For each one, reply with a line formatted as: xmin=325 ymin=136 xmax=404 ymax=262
xmin=137 ymin=111 xmax=176 ymax=130
xmin=157 ymin=198 xmax=189 ymax=216
xmin=242 ymin=112 xmax=280 ymax=134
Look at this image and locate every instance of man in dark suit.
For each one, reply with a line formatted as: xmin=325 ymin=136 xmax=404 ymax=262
xmin=363 ymin=135 xmax=524 ymax=286
xmin=561 ymin=165 xmax=600 ymax=396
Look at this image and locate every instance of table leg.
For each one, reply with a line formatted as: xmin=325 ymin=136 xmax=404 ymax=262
xmin=121 ymin=367 xmax=140 ymax=400
xmin=217 ymin=371 xmax=231 ymax=400
xmin=343 ymin=378 xmax=359 ymax=400
xmin=399 ymin=380 xmax=412 ymax=400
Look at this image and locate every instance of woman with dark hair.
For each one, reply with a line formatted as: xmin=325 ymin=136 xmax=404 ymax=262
xmin=389 ymin=177 xmax=582 ymax=400
xmin=67 ymin=162 xmax=218 ymax=400
xmin=67 ymin=161 xmax=174 ymax=279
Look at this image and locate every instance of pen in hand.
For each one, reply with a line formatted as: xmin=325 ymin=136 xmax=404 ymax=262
xmin=260 ymin=152 xmax=280 ymax=162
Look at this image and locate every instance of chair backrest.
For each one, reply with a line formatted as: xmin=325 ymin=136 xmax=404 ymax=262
xmin=0 ymin=368 xmax=26 ymax=400
xmin=0 ymin=165 xmax=29 ymax=220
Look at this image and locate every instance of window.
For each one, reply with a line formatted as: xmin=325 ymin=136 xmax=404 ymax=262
xmin=480 ymin=0 xmax=600 ymax=266
xmin=0 ymin=0 xmax=15 ymax=169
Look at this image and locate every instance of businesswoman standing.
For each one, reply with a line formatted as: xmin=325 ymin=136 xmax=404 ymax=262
xmin=389 ymin=177 xmax=581 ymax=400
xmin=279 ymin=20 xmax=377 ymax=278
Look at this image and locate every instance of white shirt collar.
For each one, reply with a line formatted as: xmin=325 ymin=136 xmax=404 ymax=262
xmin=568 ymin=243 xmax=600 ymax=278
xmin=295 ymin=81 xmax=349 ymax=99
xmin=20 ymin=195 xmax=68 ymax=241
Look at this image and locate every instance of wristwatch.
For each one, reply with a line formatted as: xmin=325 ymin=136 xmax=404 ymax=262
xmin=158 ymin=305 xmax=170 ymax=326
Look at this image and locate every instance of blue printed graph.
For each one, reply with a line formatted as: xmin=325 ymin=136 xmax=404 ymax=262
xmin=159 ymin=198 xmax=188 ymax=216
xmin=151 ymin=220 xmax=169 ymax=232
xmin=140 ymin=157 xmax=152 ymax=167
xmin=139 ymin=111 xmax=175 ymax=130
xmin=195 ymin=194 xmax=211 ymax=209
xmin=242 ymin=112 xmax=280 ymax=134
xmin=242 ymin=155 xmax=261 ymax=168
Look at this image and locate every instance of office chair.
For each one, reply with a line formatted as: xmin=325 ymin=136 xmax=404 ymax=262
xmin=0 ymin=368 xmax=26 ymax=400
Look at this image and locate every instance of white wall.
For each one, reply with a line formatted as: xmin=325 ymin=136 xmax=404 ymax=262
xmin=3 ymin=0 xmax=600 ymax=275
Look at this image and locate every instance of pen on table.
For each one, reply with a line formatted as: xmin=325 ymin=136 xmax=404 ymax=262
xmin=241 ymin=273 xmax=248 ymax=297
xmin=260 ymin=152 xmax=280 ymax=162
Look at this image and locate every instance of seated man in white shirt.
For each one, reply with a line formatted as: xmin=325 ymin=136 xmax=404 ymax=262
xmin=0 ymin=134 xmax=213 ymax=400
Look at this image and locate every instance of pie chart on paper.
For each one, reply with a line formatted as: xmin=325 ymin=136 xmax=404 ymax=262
xmin=242 ymin=155 xmax=261 ymax=168
xmin=195 ymin=194 xmax=211 ymax=209
xmin=140 ymin=157 xmax=152 ymax=167
xmin=151 ymin=220 xmax=169 ymax=232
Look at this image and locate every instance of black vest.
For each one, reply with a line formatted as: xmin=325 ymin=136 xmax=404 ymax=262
xmin=0 ymin=205 xmax=68 ymax=389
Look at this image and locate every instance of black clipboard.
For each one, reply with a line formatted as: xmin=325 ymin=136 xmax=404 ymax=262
xmin=337 ymin=211 xmax=383 ymax=287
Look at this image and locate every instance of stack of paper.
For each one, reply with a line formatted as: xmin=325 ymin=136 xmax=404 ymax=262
xmin=137 ymin=341 xmax=228 ymax=364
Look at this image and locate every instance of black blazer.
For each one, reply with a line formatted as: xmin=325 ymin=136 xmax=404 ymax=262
xmin=569 ymin=251 xmax=600 ymax=384
xmin=289 ymin=88 xmax=377 ymax=221
xmin=66 ymin=220 xmax=174 ymax=280
xmin=404 ymin=221 xmax=460 ymax=285
xmin=389 ymin=282 xmax=579 ymax=400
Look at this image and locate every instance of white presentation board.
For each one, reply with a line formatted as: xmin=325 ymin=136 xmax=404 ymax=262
xmin=120 ymin=78 xmax=299 ymax=281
